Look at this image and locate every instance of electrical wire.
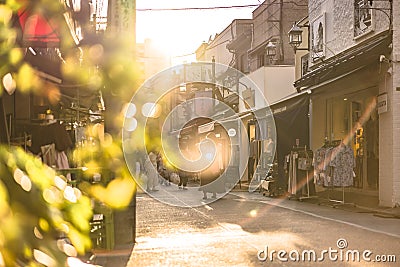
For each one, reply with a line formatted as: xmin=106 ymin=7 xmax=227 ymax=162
xmin=136 ymin=4 xmax=260 ymax=12
xmin=136 ymin=1 xmax=307 ymax=12
xmin=172 ymin=52 xmax=196 ymax=58
xmin=137 ymin=1 xmax=309 ymax=59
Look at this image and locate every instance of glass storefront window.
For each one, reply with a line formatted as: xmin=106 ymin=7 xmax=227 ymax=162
xmin=313 ymin=90 xmax=378 ymax=191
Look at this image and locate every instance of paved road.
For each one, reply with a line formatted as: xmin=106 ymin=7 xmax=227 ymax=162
xmin=125 ymin=191 xmax=400 ymax=267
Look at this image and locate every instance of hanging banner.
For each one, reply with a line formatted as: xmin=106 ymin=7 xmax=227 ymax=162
xmin=108 ymin=0 xmax=136 ymax=43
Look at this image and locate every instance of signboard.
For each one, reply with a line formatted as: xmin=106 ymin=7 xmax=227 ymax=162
xmin=377 ymin=93 xmax=387 ymax=114
xmin=198 ymin=122 xmax=215 ymax=134
xmin=354 ymin=0 xmax=373 ymax=38
xmin=311 ymin=13 xmax=326 ymax=61
xmin=108 ymin=0 xmax=135 ymax=42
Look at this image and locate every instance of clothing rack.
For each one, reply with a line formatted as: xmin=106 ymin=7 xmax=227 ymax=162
xmin=320 ymin=140 xmax=356 ymax=207
xmin=328 ymin=175 xmax=356 ymax=208
xmin=328 ymin=187 xmax=355 ymax=208
xmin=287 ymin=146 xmax=317 ymax=201
xmin=300 ymin=168 xmax=317 ymax=201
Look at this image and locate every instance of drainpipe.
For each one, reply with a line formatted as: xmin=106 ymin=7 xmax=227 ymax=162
xmin=279 ymin=0 xmax=284 ymax=63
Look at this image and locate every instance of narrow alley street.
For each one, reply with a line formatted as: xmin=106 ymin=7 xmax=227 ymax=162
xmin=123 ymin=189 xmax=400 ymax=267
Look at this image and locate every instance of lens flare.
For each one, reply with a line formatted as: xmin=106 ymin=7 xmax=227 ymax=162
xmin=122 ymin=62 xmax=276 ymax=207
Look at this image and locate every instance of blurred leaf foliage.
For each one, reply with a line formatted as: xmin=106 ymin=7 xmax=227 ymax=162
xmin=0 ymin=146 xmax=93 ymax=266
xmin=0 ymin=0 xmax=138 ymax=265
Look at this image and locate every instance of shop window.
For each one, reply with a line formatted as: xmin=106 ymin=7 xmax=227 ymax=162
xmin=354 ymin=0 xmax=373 ymax=38
xmin=326 ymin=97 xmax=348 ymax=141
xmin=301 ymin=54 xmax=310 ymax=76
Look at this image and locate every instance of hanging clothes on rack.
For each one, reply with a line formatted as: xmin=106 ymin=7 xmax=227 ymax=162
xmin=313 ymin=140 xmax=347 ymax=186
xmin=29 ymin=121 xmax=73 ymax=154
xmin=41 ymin=143 xmax=56 ymax=167
xmin=313 ymin=145 xmax=333 ymax=186
xmin=28 ymin=121 xmax=73 ymax=179
xmin=330 ymin=142 xmax=355 ymax=187
xmin=287 ymin=151 xmax=298 ymax=195
xmin=287 ymin=147 xmax=314 ymax=197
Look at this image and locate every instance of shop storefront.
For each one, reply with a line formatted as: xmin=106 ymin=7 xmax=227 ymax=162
xmin=295 ymin=31 xmax=391 ymax=199
xmin=272 ymin=94 xmax=310 ymax=190
xmin=238 ymin=109 xmax=276 ymax=186
xmin=238 ymin=93 xmax=309 ymax=192
xmin=311 ymin=84 xmax=379 ymax=193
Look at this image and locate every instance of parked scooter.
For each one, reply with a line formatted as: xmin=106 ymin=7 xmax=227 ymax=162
xmin=259 ymin=162 xmax=284 ymax=197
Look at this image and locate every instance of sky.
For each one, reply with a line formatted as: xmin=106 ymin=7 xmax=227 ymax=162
xmin=136 ymin=0 xmax=261 ymax=63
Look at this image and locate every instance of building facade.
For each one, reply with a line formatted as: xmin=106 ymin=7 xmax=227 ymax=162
xmin=294 ymin=0 xmax=397 ymax=207
xmin=191 ymin=1 xmax=309 ymax=185
xmin=248 ymin=0 xmax=308 ymax=71
xmin=196 ymin=19 xmax=253 ymax=68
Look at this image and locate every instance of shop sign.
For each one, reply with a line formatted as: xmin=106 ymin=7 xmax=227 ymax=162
xmin=109 ymin=0 xmax=135 ymax=39
xmin=377 ymin=93 xmax=387 ymax=114
xmin=311 ymin=13 xmax=326 ymax=61
xmin=273 ymin=106 xmax=287 ymax=114
xmin=198 ymin=122 xmax=215 ymax=134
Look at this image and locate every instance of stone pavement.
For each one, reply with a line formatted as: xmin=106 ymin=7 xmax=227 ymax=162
xmin=86 ymin=182 xmax=400 ymax=266
xmin=126 ymin=190 xmax=400 ymax=266
xmin=127 ymin=193 xmax=253 ymax=267
xmin=239 ymin=181 xmax=400 ymax=219
xmin=135 ymin=182 xmax=231 ymax=207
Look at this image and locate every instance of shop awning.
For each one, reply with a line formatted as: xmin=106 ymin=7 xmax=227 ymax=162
xmin=10 ymin=2 xmax=98 ymax=108
xmin=272 ymin=95 xmax=310 ymax=186
xmin=294 ymin=30 xmax=392 ymax=91
xmin=17 ymin=9 xmax=60 ymax=46
xmin=23 ymin=47 xmax=98 ymax=109
xmin=12 ymin=4 xmax=79 ymax=48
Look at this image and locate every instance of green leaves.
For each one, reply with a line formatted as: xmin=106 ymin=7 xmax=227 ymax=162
xmin=0 ymin=145 xmax=90 ymax=265
xmin=73 ymin=127 xmax=136 ymax=209
xmin=0 ymin=0 xmax=140 ymax=264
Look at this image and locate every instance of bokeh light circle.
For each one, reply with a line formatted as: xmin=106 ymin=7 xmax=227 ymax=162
xmin=122 ymin=62 xmax=276 ymax=207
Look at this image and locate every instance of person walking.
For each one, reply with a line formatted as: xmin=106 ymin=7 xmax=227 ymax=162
xmin=199 ymin=168 xmax=225 ymax=199
xmin=157 ymin=152 xmax=172 ymax=186
xmin=144 ymin=152 xmax=159 ymax=192
xmin=178 ymin=169 xmax=189 ymax=190
xmin=248 ymin=137 xmax=257 ymax=183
